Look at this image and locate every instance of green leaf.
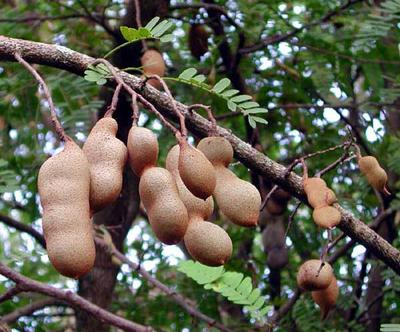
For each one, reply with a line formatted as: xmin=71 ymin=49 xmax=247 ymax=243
xmin=247 ymin=288 xmax=261 ymax=305
xmin=230 ymin=94 xmax=252 ymax=103
xmin=237 ymin=277 xmax=252 ymax=297
xmin=238 ymin=101 xmax=260 ymax=109
xmin=152 ymin=20 xmax=173 ymax=37
xmin=212 ymin=78 xmax=231 ymax=93
xmin=248 ymin=116 xmax=256 ymax=128
xmin=138 ymin=27 xmax=152 ymax=38
xmin=243 ymin=108 xmax=268 ymax=115
xmin=96 ymin=78 xmax=107 ymax=85
xmin=227 ymin=101 xmax=237 ymax=112
xmin=244 ymin=296 xmax=264 ymax=311
xmin=160 ymin=34 xmax=174 ymax=43
xmin=120 ymin=26 xmax=139 ymax=41
xmin=220 ymin=272 xmax=243 ymax=289
xmin=221 ymin=89 xmax=240 ymax=97
xmin=179 ymin=68 xmax=197 ymax=80
xmin=258 ymin=305 xmax=272 ymax=317
xmin=251 ymin=116 xmax=268 ymax=125
xmin=145 ymin=16 xmax=160 ymax=30
xmin=177 ymin=260 xmax=224 ymax=285
xmin=193 ymin=74 xmax=206 ymax=83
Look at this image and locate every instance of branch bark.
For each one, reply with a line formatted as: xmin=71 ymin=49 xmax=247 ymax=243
xmin=0 ymin=263 xmax=153 ymax=332
xmin=0 ymin=36 xmax=400 ymax=275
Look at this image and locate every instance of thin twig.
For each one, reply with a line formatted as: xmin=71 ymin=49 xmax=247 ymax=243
xmin=0 ymin=286 xmax=23 ymax=303
xmin=188 ymin=104 xmax=217 ymax=135
xmin=14 ymin=52 xmax=67 ymax=142
xmin=260 ymin=185 xmax=279 ymax=211
xmin=104 ymin=83 xmax=122 ymax=117
xmin=133 ymin=0 xmax=148 ymax=51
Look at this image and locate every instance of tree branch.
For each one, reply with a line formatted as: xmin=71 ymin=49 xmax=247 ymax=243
xmin=0 ymin=262 xmax=153 ymax=332
xmin=0 ymin=298 xmax=65 ymax=324
xmin=96 ymin=237 xmax=233 ymax=332
xmin=239 ymin=0 xmax=364 ymax=54
xmin=0 ymin=213 xmax=46 ymax=248
xmin=0 ymin=36 xmax=400 ymax=275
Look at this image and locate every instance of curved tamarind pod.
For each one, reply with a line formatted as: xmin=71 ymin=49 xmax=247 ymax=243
xmin=83 ymin=117 xmax=127 ymax=212
xmin=141 ymin=49 xmax=165 ymax=89
xmin=312 ymin=206 xmax=341 ymax=228
xmin=178 ymin=140 xmax=216 ymax=200
xmin=38 ymin=139 xmax=95 ymax=278
xmin=197 ymin=137 xmax=261 ymax=227
xmin=358 ymin=156 xmax=390 ymax=194
xmin=139 ymin=167 xmax=189 ymax=245
xmin=166 ymin=145 xmax=232 ymax=266
xmin=312 ymin=276 xmax=339 ymax=319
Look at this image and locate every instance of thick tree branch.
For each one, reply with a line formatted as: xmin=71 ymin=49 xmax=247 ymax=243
xmin=0 ymin=36 xmax=399 ymax=275
xmin=0 ymin=213 xmax=46 ymax=248
xmin=0 ymin=262 xmax=153 ymax=332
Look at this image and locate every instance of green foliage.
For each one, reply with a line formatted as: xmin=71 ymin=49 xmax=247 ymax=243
xmin=120 ymin=17 xmax=173 ymax=44
xmin=357 ymin=0 xmax=400 ymax=47
xmin=0 ymin=159 xmax=19 ymax=193
xmin=84 ymin=63 xmax=110 ymax=86
xmin=167 ymin=68 xmax=268 ymax=127
xmin=381 ymin=324 xmax=400 ymax=332
xmin=177 ymin=260 xmax=272 ymax=321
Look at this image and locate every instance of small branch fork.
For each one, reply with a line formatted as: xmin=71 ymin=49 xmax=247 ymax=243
xmin=14 ymin=52 xmax=68 ymax=142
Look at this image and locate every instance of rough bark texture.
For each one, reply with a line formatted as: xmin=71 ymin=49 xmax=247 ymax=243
xmin=0 ymin=36 xmax=400 ymax=275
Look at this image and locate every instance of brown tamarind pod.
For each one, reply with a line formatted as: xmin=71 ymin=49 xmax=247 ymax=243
xmin=167 ymin=145 xmax=232 ymax=266
xmin=358 ymin=156 xmax=390 ymax=194
xmin=311 ymin=276 xmax=339 ymax=319
xmin=312 ymin=206 xmax=341 ymax=228
xmin=184 ymin=218 xmax=232 ymax=266
xmin=139 ymin=167 xmax=189 ymax=245
xmin=197 ymin=137 xmax=261 ymax=227
xmin=265 ymin=198 xmax=286 ymax=215
xmin=297 ymin=259 xmax=333 ymax=291
xmin=141 ymin=49 xmax=166 ymax=89
xmin=38 ymin=139 xmax=95 ymax=278
xmin=188 ymin=24 xmax=209 ymax=59
xmin=273 ymin=188 xmax=291 ymax=202
xmin=83 ymin=117 xmax=127 ymax=212
xmin=307 ymin=188 xmax=337 ymax=209
xmin=303 ymin=177 xmax=327 ymax=193
xmin=127 ymin=126 xmax=159 ymax=177
xmin=166 ymin=144 xmax=213 ymax=219
xmin=178 ymin=140 xmax=216 ymax=200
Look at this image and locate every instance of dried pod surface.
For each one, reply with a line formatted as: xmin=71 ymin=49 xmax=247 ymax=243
xmin=188 ymin=24 xmax=209 ymax=59
xmin=83 ymin=117 xmax=127 ymax=212
xmin=139 ymin=167 xmax=189 ymax=245
xmin=312 ymin=206 xmax=341 ymax=228
xmin=166 ymin=145 xmax=213 ymax=219
xmin=184 ymin=219 xmax=232 ymax=266
xmin=297 ymin=260 xmax=333 ymax=291
xmin=38 ymin=139 xmax=95 ymax=278
xmin=311 ymin=276 xmax=339 ymax=319
xmin=358 ymin=156 xmax=389 ymax=193
xmin=303 ymin=177 xmax=327 ymax=193
xmin=141 ymin=49 xmax=165 ymax=88
xmin=127 ymin=126 xmax=159 ymax=176
xmin=178 ymin=140 xmax=216 ymax=200
xmin=198 ymin=137 xmax=261 ymax=227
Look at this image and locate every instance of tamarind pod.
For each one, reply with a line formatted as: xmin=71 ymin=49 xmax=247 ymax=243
xmin=127 ymin=126 xmax=159 ymax=177
xmin=311 ymin=276 xmax=339 ymax=319
xmin=178 ymin=140 xmax=216 ymax=200
xmin=188 ymin=24 xmax=209 ymax=59
xmin=166 ymin=144 xmax=213 ymax=220
xmin=83 ymin=118 xmax=127 ymax=212
xmin=197 ymin=137 xmax=261 ymax=227
xmin=307 ymin=188 xmax=337 ymax=209
xmin=38 ymin=139 xmax=95 ymax=279
xmin=139 ymin=167 xmax=189 ymax=245
xmin=297 ymin=259 xmax=334 ymax=291
xmin=312 ymin=206 xmax=341 ymax=228
xmin=140 ymin=49 xmax=166 ymax=89
xmin=358 ymin=156 xmax=390 ymax=194
xmin=183 ymin=218 xmax=232 ymax=266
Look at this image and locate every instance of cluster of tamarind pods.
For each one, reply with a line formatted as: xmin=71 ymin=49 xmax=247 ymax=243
xmin=38 ymin=112 xmax=262 ymax=279
xmin=296 ymin=153 xmax=389 ymax=318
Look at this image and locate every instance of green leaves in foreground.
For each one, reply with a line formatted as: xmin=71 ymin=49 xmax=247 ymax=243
xmin=120 ymin=16 xmax=173 ymax=44
xmin=177 ymin=260 xmax=272 ymax=321
xmin=84 ymin=63 xmax=110 ymax=86
xmin=381 ymin=324 xmax=400 ymax=332
xmin=173 ymin=68 xmax=268 ymax=128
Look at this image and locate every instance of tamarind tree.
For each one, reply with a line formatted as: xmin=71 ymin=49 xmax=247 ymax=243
xmin=0 ymin=1 xmax=400 ymax=331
